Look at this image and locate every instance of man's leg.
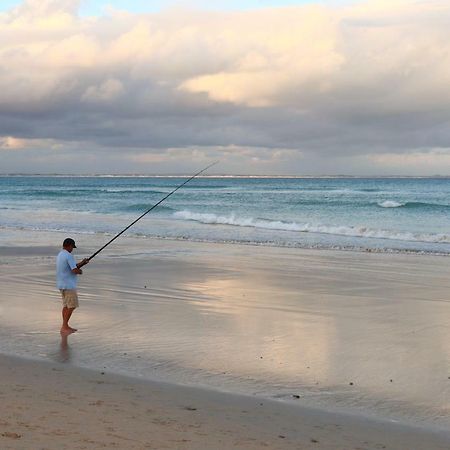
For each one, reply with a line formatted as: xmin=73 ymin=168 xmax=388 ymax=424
xmin=61 ymin=306 xmax=77 ymax=333
xmin=60 ymin=289 xmax=79 ymax=333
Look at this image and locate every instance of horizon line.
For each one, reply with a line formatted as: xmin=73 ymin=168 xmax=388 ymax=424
xmin=1 ymin=173 xmax=449 ymax=179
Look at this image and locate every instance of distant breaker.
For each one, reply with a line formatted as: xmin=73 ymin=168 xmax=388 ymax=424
xmin=173 ymin=210 xmax=450 ymax=244
xmin=378 ymin=200 xmax=405 ymax=208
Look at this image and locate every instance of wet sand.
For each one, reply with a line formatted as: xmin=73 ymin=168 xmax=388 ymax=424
xmin=1 ymin=353 xmax=449 ymax=450
xmin=0 ymin=233 xmax=449 ymax=448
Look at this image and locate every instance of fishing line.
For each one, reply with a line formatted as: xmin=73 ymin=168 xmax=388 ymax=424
xmin=85 ymin=161 xmax=218 ymax=263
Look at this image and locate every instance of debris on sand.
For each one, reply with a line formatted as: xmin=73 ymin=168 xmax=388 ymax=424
xmin=1 ymin=432 xmax=21 ymax=439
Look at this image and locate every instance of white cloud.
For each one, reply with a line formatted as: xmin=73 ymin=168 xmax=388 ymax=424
xmin=0 ymin=0 xmax=449 ymax=174
xmin=2 ymin=0 xmax=449 ymax=109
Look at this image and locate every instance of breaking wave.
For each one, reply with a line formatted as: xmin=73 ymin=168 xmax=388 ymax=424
xmin=378 ymin=200 xmax=405 ymax=208
xmin=173 ymin=210 xmax=450 ymax=244
xmin=377 ymin=201 xmax=450 ymax=210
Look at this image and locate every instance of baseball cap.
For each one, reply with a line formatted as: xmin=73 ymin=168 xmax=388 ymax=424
xmin=63 ymin=237 xmax=77 ymax=248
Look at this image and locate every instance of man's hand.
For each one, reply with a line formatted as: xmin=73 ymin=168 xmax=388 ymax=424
xmin=77 ymin=258 xmax=90 ymax=268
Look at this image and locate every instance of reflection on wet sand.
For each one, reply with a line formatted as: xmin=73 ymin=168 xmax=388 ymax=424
xmin=58 ymin=332 xmax=71 ymax=363
xmin=0 ymin=239 xmax=449 ymax=428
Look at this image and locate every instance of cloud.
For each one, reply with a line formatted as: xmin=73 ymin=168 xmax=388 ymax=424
xmin=0 ymin=0 xmax=449 ymax=174
xmin=179 ymin=5 xmax=343 ymax=107
xmin=81 ymin=78 xmax=124 ymax=103
xmin=0 ymin=136 xmax=28 ymax=149
xmin=369 ymin=148 xmax=450 ymax=173
xmin=0 ymin=135 xmax=60 ymax=150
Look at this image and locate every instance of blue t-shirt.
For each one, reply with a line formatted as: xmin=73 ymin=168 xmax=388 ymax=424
xmin=56 ymin=249 xmax=78 ymax=290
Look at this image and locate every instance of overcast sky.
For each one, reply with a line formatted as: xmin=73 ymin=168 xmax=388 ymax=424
xmin=1 ymin=0 xmax=449 ymax=175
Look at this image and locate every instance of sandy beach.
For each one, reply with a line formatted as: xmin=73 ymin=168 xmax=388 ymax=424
xmin=1 ymin=353 xmax=449 ymax=450
xmin=0 ymin=232 xmax=449 ymax=449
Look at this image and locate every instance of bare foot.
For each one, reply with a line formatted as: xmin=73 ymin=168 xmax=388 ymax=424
xmin=60 ymin=327 xmax=75 ymax=334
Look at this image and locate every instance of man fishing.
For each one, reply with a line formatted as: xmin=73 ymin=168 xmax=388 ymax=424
xmin=53 ymin=163 xmax=217 ymax=335
xmin=56 ymin=238 xmax=89 ymax=334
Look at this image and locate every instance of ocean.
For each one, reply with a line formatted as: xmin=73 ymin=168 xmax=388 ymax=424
xmin=1 ymin=176 xmax=449 ymax=254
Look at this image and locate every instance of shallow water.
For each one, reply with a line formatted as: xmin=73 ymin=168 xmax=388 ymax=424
xmin=0 ymin=237 xmax=449 ymax=431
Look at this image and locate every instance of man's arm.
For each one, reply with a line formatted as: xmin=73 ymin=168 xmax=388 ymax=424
xmin=70 ymin=258 xmax=89 ymax=275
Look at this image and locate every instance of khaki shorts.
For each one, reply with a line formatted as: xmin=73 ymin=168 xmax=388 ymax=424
xmin=60 ymin=289 xmax=79 ymax=309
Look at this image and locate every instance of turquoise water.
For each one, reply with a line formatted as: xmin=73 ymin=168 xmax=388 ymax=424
xmin=1 ymin=176 xmax=449 ymax=253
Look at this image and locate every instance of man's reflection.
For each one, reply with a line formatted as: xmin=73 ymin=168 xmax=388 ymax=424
xmin=59 ymin=331 xmax=71 ymax=362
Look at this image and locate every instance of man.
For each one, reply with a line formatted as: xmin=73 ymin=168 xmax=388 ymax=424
xmin=56 ymin=238 xmax=89 ymax=334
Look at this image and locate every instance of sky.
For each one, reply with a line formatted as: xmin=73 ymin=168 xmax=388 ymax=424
xmin=0 ymin=0 xmax=449 ymax=175
xmin=1 ymin=1 xmax=356 ymax=15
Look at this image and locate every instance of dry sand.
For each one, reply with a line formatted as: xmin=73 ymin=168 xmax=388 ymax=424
xmin=1 ymin=353 xmax=449 ymax=450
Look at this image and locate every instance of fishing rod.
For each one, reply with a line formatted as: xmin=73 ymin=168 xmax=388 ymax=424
xmin=84 ymin=161 xmax=218 ymax=263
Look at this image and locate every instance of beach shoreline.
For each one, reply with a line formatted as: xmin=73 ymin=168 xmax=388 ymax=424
xmin=0 ymin=232 xmax=449 ymax=447
xmin=1 ymin=352 xmax=449 ymax=450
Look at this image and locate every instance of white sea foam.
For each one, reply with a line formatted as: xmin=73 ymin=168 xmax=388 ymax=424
xmin=173 ymin=210 xmax=450 ymax=244
xmin=378 ymin=200 xmax=405 ymax=208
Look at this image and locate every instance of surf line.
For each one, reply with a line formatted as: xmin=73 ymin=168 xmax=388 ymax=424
xmin=85 ymin=161 xmax=218 ymax=263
